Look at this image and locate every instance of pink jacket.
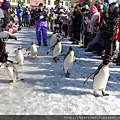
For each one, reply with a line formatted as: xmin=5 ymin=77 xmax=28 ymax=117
xmin=86 ymin=6 xmax=100 ymax=33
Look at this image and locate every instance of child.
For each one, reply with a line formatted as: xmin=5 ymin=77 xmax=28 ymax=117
xmin=25 ymin=7 xmax=31 ymax=27
xmin=4 ymin=19 xmax=18 ymax=34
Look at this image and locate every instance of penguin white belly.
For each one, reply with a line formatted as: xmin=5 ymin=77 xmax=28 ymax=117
xmin=6 ymin=67 xmax=16 ymax=81
xmin=64 ymin=54 xmax=74 ymax=70
xmin=31 ymin=45 xmax=37 ymax=57
xmin=50 ymin=35 xmax=57 ymax=46
xmin=16 ymin=50 xmax=24 ymax=64
xmin=53 ymin=44 xmax=62 ymax=57
xmin=93 ymin=68 xmax=109 ymax=92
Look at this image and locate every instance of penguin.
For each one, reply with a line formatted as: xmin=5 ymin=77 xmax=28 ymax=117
xmin=63 ymin=46 xmax=76 ymax=78
xmin=26 ymin=42 xmax=38 ymax=58
xmin=15 ymin=46 xmax=24 ymax=66
xmin=47 ymin=39 xmax=62 ymax=62
xmin=93 ymin=59 xmax=110 ymax=97
xmin=50 ymin=32 xmax=60 ymax=46
xmin=6 ymin=62 xmax=18 ymax=85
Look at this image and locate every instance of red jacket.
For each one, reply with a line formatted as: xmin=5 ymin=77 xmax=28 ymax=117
xmin=118 ymin=23 xmax=120 ymax=42
xmin=114 ymin=22 xmax=120 ymax=42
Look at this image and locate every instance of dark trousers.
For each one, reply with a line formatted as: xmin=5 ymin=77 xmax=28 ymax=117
xmin=89 ymin=42 xmax=104 ymax=52
xmin=18 ymin=16 xmax=22 ymax=27
xmin=50 ymin=20 xmax=53 ymax=31
xmin=84 ymin=32 xmax=91 ymax=47
xmin=63 ymin=24 xmax=68 ymax=36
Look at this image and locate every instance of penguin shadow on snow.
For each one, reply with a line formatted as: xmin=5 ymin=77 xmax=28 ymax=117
xmin=115 ymin=95 xmax=120 ymax=99
xmin=17 ymin=53 xmax=93 ymax=96
xmin=0 ymin=79 xmax=10 ymax=84
xmin=32 ymin=77 xmax=93 ymax=96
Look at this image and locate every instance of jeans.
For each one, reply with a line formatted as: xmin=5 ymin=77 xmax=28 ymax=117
xmin=89 ymin=42 xmax=104 ymax=52
xmin=18 ymin=16 xmax=22 ymax=27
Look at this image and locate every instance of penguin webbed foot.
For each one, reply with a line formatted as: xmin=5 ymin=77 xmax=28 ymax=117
xmin=102 ymin=91 xmax=109 ymax=96
xmin=53 ymin=57 xmax=57 ymax=62
xmin=65 ymin=73 xmax=69 ymax=78
xmin=54 ymin=59 xmax=57 ymax=62
xmin=94 ymin=92 xmax=101 ymax=97
xmin=19 ymin=63 xmax=23 ymax=66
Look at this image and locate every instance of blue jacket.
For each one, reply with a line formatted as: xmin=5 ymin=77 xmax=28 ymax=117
xmin=17 ymin=8 xmax=23 ymax=17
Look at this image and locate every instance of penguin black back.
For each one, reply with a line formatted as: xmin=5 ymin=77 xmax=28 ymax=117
xmin=93 ymin=59 xmax=110 ymax=78
xmin=64 ymin=47 xmax=74 ymax=61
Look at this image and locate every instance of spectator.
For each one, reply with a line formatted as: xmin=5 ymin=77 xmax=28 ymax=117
xmin=16 ymin=5 xmax=23 ymax=30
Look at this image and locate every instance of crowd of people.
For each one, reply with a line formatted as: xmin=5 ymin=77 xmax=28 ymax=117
xmin=0 ymin=0 xmax=120 ymax=66
xmin=33 ymin=1 xmax=120 ymax=65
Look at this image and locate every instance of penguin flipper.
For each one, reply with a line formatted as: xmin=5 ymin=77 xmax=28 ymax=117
xmin=26 ymin=47 xmax=31 ymax=51
xmin=83 ymin=64 xmax=103 ymax=85
xmin=73 ymin=56 xmax=76 ymax=62
xmin=64 ymin=51 xmax=71 ymax=61
xmin=93 ymin=63 xmax=104 ymax=78
xmin=47 ymin=45 xmax=55 ymax=54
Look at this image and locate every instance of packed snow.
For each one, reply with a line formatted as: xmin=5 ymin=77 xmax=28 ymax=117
xmin=0 ymin=27 xmax=120 ymax=115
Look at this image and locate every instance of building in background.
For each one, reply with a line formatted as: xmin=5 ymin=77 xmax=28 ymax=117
xmin=30 ymin=0 xmax=70 ymax=8
xmin=69 ymin=0 xmax=84 ymax=8
xmin=30 ymin=0 xmax=43 ymax=7
xmin=9 ymin=0 xmax=30 ymax=8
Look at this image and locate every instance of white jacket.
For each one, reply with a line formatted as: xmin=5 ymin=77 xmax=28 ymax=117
xmin=86 ymin=12 xmax=99 ymax=34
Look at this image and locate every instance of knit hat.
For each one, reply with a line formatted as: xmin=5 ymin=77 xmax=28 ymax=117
xmin=1 ymin=0 xmax=11 ymax=10
xmin=0 ymin=8 xmax=4 ymax=18
xmin=90 ymin=5 xmax=98 ymax=14
xmin=84 ymin=4 xmax=89 ymax=10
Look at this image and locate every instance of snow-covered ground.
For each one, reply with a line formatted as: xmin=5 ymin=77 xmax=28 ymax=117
xmin=0 ymin=28 xmax=120 ymax=115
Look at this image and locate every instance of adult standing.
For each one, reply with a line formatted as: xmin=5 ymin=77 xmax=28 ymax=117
xmin=16 ymin=5 xmax=23 ymax=30
xmin=101 ymin=2 xmax=119 ymax=61
xmin=35 ymin=3 xmax=48 ymax=46
xmin=72 ymin=4 xmax=83 ymax=44
xmin=1 ymin=0 xmax=11 ymax=29
xmin=1 ymin=0 xmax=17 ymax=40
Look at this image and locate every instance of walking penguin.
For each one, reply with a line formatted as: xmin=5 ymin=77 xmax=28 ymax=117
xmin=63 ymin=47 xmax=76 ymax=78
xmin=47 ymin=39 xmax=62 ymax=62
xmin=6 ymin=62 xmax=18 ymax=84
xmin=26 ymin=42 xmax=39 ymax=58
xmin=83 ymin=59 xmax=111 ymax=97
xmin=15 ymin=46 xmax=24 ymax=66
